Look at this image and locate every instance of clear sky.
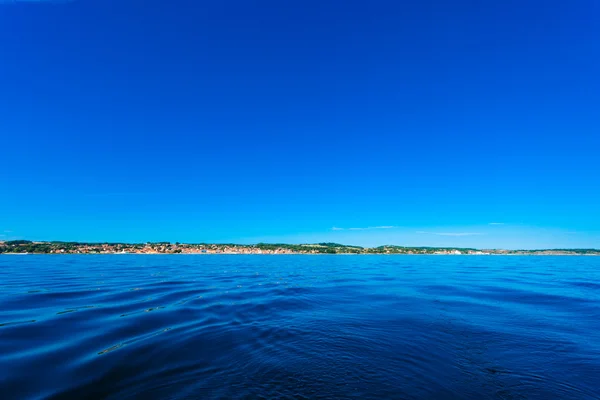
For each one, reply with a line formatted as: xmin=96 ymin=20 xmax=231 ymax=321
xmin=1 ymin=0 xmax=599 ymax=249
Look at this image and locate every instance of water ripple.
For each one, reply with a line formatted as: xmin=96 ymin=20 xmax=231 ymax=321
xmin=0 ymin=255 xmax=599 ymax=399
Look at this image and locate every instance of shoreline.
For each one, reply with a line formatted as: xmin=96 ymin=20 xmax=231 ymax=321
xmin=1 ymin=253 xmax=597 ymax=256
xmin=2 ymin=241 xmax=598 ymax=256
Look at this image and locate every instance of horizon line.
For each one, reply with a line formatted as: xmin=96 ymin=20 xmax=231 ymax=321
xmin=1 ymin=239 xmax=598 ymax=252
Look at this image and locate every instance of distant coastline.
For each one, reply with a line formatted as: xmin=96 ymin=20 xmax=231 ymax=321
xmin=0 ymin=240 xmax=598 ymax=256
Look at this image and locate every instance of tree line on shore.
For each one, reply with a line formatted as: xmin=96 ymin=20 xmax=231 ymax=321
xmin=0 ymin=240 xmax=598 ymax=255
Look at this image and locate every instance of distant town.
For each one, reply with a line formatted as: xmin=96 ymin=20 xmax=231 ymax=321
xmin=0 ymin=240 xmax=598 ymax=255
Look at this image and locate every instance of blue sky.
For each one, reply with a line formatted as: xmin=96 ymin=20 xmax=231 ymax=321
xmin=1 ymin=0 xmax=599 ymax=249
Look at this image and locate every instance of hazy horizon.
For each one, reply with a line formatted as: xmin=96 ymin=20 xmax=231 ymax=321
xmin=3 ymin=233 xmax=599 ymax=251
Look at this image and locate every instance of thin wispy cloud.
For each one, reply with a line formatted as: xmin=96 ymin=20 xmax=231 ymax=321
xmin=332 ymin=226 xmax=397 ymax=231
xmin=4 ymin=230 xmax=12 ymax=233
xmin=417 ymin=231 xmax=483 ymax=237
xmin=489 ymin=222 xmax=505 ymax=225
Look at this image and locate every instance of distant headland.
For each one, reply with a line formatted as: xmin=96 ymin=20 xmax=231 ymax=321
xmin=0 ymin=240 xmax=598 ymax=255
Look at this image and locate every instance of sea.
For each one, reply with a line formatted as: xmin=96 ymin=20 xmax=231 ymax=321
xmin=0 ymin=255 xmax=599 ymax=399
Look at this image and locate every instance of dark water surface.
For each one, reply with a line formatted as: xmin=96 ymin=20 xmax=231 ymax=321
xmin=1 ymin=255 xmax=599 ymax=399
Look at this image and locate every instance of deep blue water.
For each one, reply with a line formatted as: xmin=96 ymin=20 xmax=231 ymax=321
xmin=0 ymin=255 xmax=599 ymax=399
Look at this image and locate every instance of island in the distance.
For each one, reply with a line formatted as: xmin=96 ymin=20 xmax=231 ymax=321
xmin=0 ymin=240 xmax=598 ymax=255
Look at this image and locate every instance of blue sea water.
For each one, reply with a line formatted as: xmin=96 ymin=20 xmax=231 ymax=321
xmin=0 ymin=255 xmax=599 ymax=400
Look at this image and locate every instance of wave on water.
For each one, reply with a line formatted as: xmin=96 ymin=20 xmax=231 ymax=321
xmin=1 ymin=255 xmax=599 ymax=399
